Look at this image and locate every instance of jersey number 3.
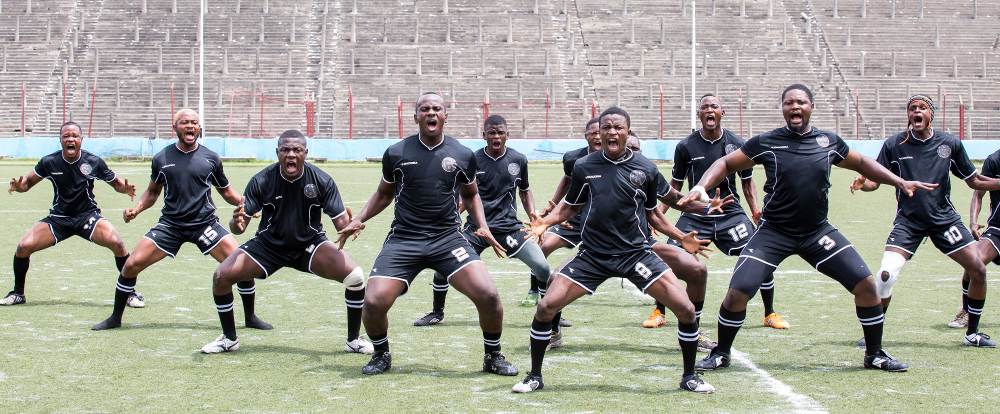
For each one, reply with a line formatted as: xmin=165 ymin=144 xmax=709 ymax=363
xmin=818 ymin=235 xmax=836 ymax=251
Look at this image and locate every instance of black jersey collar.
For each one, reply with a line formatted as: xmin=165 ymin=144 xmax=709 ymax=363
xmin=907 ymin=128 xmax=935 ymax=143
xmin=418 ymin=134 xmax=444 ymax=151
xmin=602 ymin=148 xmax=634 ymax=164
xmin=484 ymin=147 xmax=507 ymax=161
xmin=279 ymin=166 xmax=305 ymax=183
xmin=175 ymin=142 xmax=200 ymax=153
xmin=698 ymin=128 xmax=725 ymax=144
xmin=784 ymin=126 xmax=814 ymax=137
xmin=61 ymin=152 xmax=81 ymax=164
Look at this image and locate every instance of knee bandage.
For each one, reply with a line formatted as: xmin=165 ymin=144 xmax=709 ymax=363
xmin=344 ymin=266 xmax=367 ymax=291
xmin=875 ymin=251 xmax=906 ymax=298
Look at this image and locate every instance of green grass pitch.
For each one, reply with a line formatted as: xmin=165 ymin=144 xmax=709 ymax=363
xmin=0 ymin=160 xmax=997 ymax=413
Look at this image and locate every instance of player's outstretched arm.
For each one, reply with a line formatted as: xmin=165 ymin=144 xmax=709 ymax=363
xmin=661 ymin=186 xmax=734 ymax=215
xmin=964 ymin=173 xmax=1000 ymax=192
xmin=740 ymin=176 xmax=762 ymax=225
xmin=528 ymin=201 xmax=581 ymax=242
xmin=337 ymin=180 xmax=394 ymax=249
xmin=849 ymin=175 xmax=880 ymax=193
xmin=110 ymin=177 xmax=137 ymax=201
xmin=647 ymin=208 xmax=711 ymax=257
xmin=541 ymin=176 xmax=570 ymax=216
xmin=8 ymin=172 xmax=42 ymax=194
xmin=217 ymin=185 xmax=244 ymax=206
xmin=838 ymin=150 xmax=938 ymax=197
xmin=461 ymin=181 xmax=507 ymax=258
xmin=519 ymin=188 xmax=539 ymax=221
xmin=677 ymin=150 xmax=753 ymax=206
xmin=969 ymin=189 xmax=987 ymax=240
xmin=123 ymin=181 xmax=163 ymax=223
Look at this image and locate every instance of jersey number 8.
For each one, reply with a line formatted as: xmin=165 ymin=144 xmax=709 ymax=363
xmin=451 ymin=247 xmax=470 ymax=262
xmin=634 ymin=262 xmax=653 ymax=279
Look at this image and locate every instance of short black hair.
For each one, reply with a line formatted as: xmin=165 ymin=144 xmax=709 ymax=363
xmin=781 ymin=84 xmax=813 ymax=103
xmin=278 ymin=129 xmax=307 ymax=146
xmin=700 ymin=93 xmax=716 ymax=100
xmin=598 ymin=106 xmax=630 ymax=127
xmin=585 ymin=117 xmax=600 ymax=129
xmin=414 ymin=92 xmax=444 ymax=112
xmin=483 ymin=114 xmax=507 ymax=129
xmin=60 ymin=121 xmax=82 ymax=135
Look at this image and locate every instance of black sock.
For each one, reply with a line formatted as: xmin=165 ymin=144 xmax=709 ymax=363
xmin=551 ymin=311 xmax=562 ymax=334
xmin=236 ymin=280 xmax=257 ymax=321
xmin=760 ymin=277 xmax=775 ymax=316
xmin=12 ymin=256 xmax=29 ymax=295
xmin=715 ymin=307 xmax=746 ymax=355
xmin=214 ymin=292 xmax=237 ymax=340
xmin=484 ymin=331 xmax=502 ymax=354
xmin=656 ymin=301 xmax=666 ymax=314
xmin=678 ymin=321 xmax=699 ymax=376
xmin=370 ymin=333 xmax=389 ymax=353
xmin=962 ymin=278 xmax=971 ymax=312
xmin=529 ymin=275 xmax=538 ymax=293
xmin=345 ymin=288 xmax=364 ymax=341
xmin=114 ymin=255 xmax=129 ymax=273
xmin=857 ymin=305 xmax=885 ymax=356
xmin=431 ymin=280 xmax=448 ymax=313
xmin=882 ymin=301 xmax=890 ymax=315
xmin=529 ymin=318 xmax=551 ymax=376
xmin=111 ymin=276 xmax=136 ymax=321
xmin=693 ymin=300 xmax=704 ymax=326
xmin=966 ymin=298 xmax=986 ymax=335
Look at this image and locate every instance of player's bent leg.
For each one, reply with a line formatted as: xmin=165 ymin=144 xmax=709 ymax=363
xmin=4 ymin=223 xmax=57 ymax=305
xmin=449 ymin=262 xmax=517 ymax=376
xmin=307 ymin=242 xmax=372 ymax=353
xmin=948 ymin=244 xmax=994 ymax=347
xmin=361 ymin=277 xmax=407 ymax=375
xmin=851 ymin=277 xmax=907 ymax=371
xmin=202 ymin=250 xmax=265 ymax=354
xmin=696 ymin=287 xmax=753 ymax=372
xmin=511 ymin=241 xmax=551 ymax=290
xmin=210 ymin=236 xmax=272 ymax=330
xmin=414 ymin=271 xmax=449 ymax=326
xmin=644 ymin=272 xmax=714 ymax=393
xmin=539 ymin=233 xmax=570 ymax=256
xmin=88 ymin=219 xmax=144 ymax=308
xmin=652 ymin=242 xmax=708 ymax=329
xmin=92 ymin=239 xmax=169 ymax=330
xmin=513 ymin=275 xmax=587 ymax=393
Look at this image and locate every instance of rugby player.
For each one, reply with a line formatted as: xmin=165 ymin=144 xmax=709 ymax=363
xmin=850 ymin=95 xmax=997 ymax=348
xmin=512 ymin=107 xmax=715 ymax=394
xmin=338 ymin=93 xmax=518 ymax=376
xmin=201 ymin=130 xmax=373 ymax=354
xmin=685 ymin=84 xmax=937 ymax=373
xmin=412 ymin=115 xmax=551 ymax=327
xmin=91 ymin=109 xmax=270 ymax=331
xmin=4 ymin=121 xmax=136 ymax=306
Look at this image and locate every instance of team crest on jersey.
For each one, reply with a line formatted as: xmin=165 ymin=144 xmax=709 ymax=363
xmin=303 ymin=184 xmax=318 ymax=198
xmin=441 ymin=157 xmax=458 ymax=173
xmin=629 ymin=170 xmax=646 ymax=186
xmin=937 ymin=144 xmax=952 ymax=159
xmin=507 ymin=162 xmax=520 ymax=176
xmin=815 ymin=134 xmax=830 ymax=148
xmin=79 ymin=163 xmax=93 ymax=176
xmin=724 ymin=144 xmax=738 ymax=154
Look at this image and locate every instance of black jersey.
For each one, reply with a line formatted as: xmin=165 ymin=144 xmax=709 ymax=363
xmin=671 ymin=128 xmax=752 ymax=217
xmin=33 ymin=150 xmax=116 ymax=217
xmin=381 ymin=135 xmax=477 ymax=239
xmin=876 ymin=130 xmax=976 ymax=225
xmin=465 ymin=147 xmax=530 ymax=233
xmin=150 ymin=143 xmax=229 ymax=228
xmin=564 ymin=149 xmax=660 ymax=255
xmin=243 ymin=163 xmax=345 ymax=249
xmin=562 ymin=147 xmax=593 ymax=227
xmin=981 ymin=149 xmax=1000 ymax=228
xmin=740 ymin=127 xmax=850 ymax=236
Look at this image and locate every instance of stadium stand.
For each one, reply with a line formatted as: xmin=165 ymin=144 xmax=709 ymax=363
xmin=0 ymin=0 xmax=996 ymax=139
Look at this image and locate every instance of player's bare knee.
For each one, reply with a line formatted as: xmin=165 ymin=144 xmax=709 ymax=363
xmin=721 ymin=289 xmax=749 ymax=311
xmin=472 ymin=289 xmax=501 ymax=311
xmin=535 ymin=298 xmax=559 ymax=321
xmin=672 ymin=303 xmax=696 ymax=324
xmin=15 ymin=242 xmax=33 ymax=258
xmin=967 ymin=262 xmax=987 ymax=284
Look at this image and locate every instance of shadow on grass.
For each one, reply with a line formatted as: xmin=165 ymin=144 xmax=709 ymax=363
xmin=814 ymin=339 xmax=959 ymax=351
xmin=114 ymin=322 xmax=219 ymax=331
xmin=505 ymin=342 xmax=675 ymax=356
xmin=27 ymin=299 xmax=107 ymax=308
xmin=478 ymin=381 xmax=676 ymax=395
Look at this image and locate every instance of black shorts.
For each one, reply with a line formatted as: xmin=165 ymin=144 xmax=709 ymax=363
xmin=144 ymin=220 xmax=230 ymax=257
xmin=545 ymin=215 xmax=583 ymax=247
xmin=41 ymin=210 xmax=105 ymax=243
xmin=885 ymin=216 xmax=977 ymax=256
xmin=668 ymin=213 xmax=755 ymax=256
xmin=980 ymin=227 xmax=1000 ymax=265
xmin=370 ymin=231 xmax=482 ymax=291
xmin=463 ymin=227 xmax=532 ymax=256
xmin=731 ymin=222 xmax=871 ymax=295
xmin=239 ymin=234 xmax=330 ymax=278
xmin=558 ymin=249 xmax=669 ymax=294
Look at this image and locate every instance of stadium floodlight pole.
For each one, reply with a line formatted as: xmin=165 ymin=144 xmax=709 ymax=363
xmin=690 ymin=0 xmax=697 ymax=131
xmin=198 ymin=0 xmax=206 ymax=136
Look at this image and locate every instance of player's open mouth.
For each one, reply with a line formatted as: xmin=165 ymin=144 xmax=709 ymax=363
xmin=426 ymin=119 xmax=439 ymax=128
xmin=607 ymin=137 xmax=620 ymax=151
xmin=788 ymin=114 xmax=803 ymax=124
xmin=912 ymin=115 xmax=924 ymax=124
xmin=64 ymin=143 xmax=77 ymax=150
xmin=704 ymin=114 xmax=717 ymax=126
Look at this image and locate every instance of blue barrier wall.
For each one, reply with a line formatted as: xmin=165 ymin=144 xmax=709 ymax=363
xmin=1 ymin=137 xmax=998 ymax=161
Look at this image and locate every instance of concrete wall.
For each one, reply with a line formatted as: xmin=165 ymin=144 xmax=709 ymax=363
xmin=1 ymin=137 xmax=997 ymax=161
